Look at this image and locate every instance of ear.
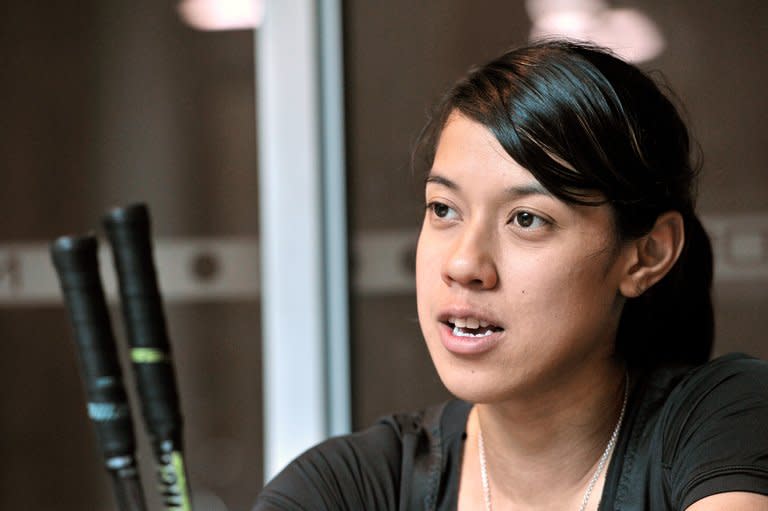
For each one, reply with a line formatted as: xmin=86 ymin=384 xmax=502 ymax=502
xmin=619 ymin=211 xmax=685 ymax=298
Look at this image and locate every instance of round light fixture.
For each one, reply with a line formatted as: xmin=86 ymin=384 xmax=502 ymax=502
xmin=526 ymin=0 xmax=665 ymax=62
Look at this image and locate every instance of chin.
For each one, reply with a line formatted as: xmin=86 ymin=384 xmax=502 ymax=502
xmin=430 ymin=353 xmax=520 ymax=404
xmin=443 ymin=378 xmax=514 ymax=405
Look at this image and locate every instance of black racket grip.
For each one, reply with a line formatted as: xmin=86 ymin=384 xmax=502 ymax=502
xmin=103 ymin=204 xmax=182 ymax=445
xmin=50 ymin=235 xmax=137 ymax=461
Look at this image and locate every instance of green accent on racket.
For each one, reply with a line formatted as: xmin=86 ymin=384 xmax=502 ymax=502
xmin=170 ymin=451 xmax=191 ymax=511
xmin=131 ymin=347 xmax=169 ymax=364
xmin=156 ymin=450 xmax=191 ymax=510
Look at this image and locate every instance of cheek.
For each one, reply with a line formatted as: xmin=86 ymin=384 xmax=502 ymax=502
xmin=499 ymin=249 xmax=618 ymax=321
xmin=415 ymin=230 xmax=437 ymax=313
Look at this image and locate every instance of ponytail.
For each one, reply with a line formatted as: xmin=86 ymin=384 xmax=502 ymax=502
xmin=616 ymin=213 xmax=713 ymax=367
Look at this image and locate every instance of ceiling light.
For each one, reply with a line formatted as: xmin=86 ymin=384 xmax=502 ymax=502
xmin=526 ymin=0 xmax=665 ymax=62
xmin=178 ymin=0 xmax=263 ymax=31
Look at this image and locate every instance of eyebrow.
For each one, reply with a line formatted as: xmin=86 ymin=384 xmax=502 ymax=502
xmin=425 ymin=174 xmax=554 ymax=198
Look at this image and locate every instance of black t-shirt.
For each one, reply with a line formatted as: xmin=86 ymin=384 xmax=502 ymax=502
xmin=255 ymin=354 xmax=768 ymax=510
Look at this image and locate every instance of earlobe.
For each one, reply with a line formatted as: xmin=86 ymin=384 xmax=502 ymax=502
xmin=619 ymin=211 xmax=685 ymax=298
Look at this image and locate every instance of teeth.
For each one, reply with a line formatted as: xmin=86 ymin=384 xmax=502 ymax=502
xmin=449 ymin=316 xmax=494 ymax=329
xmin=453 ymin=326 xmax=494 ymax=338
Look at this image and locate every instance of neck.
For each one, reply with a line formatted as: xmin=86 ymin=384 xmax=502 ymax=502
xmin=471 ymin=360 xmax=627 ymax=510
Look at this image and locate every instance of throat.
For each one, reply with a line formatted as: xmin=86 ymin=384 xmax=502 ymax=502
xmin=466 ymin=370 xmax=629 ymax=511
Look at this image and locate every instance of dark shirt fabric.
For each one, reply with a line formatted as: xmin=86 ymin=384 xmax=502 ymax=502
xmin=254 ymin=353 xmax=768 ymax=510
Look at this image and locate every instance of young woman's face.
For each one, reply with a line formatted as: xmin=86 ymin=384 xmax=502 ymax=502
xmin=416 ymin=113 xmax=633 ymax=403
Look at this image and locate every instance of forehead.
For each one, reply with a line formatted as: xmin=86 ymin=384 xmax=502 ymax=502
xmin=433 ymin=113 xmax=510 ymax=166
xmin=430 ymin=113 xmax=544 ymax=193
xmin=431 ymin=112 xmax=610 ymax=206
xmin=429 ymin=112 xmax=619 ymax=234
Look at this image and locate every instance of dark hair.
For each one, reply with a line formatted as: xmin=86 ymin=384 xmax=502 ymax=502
xmin=415 ymin=40 xmax=713 ymax=368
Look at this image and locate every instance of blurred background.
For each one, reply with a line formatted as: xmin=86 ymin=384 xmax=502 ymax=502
xmin=0 ymin=0 xmax=766 ymax=509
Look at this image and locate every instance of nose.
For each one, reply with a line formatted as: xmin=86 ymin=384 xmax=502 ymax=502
xmin=441 ymin=224 xmax=498 ymax=289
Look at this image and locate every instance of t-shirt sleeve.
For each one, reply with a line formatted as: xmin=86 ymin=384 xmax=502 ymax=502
xmin=253 ymin=422 xmax=403 ymax=511
xmin=660 ymin=354 xmax=768 ymax=509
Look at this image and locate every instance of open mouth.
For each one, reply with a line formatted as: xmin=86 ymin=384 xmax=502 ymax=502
xmin=444 ymin=316 xmax=503 ymax=338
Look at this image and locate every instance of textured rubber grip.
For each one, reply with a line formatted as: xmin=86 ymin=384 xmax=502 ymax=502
xmin=50 ymin=235 xmax=137 ymax=461
xmin=103 ymin=204 xmax=183 ymax=445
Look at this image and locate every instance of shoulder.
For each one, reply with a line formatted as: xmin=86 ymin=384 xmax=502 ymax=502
xmin=657 ymin=353 xmax=768 ymax=440
xmin=655 ymin=353 xmax=768 ymax=508
xmin=673 ymin=352 xmax=768 ymax=394
xmin=254 ymin=418 xmax=404 ymax=510
xmin=254 ymin=400 xmax=469 ymax=511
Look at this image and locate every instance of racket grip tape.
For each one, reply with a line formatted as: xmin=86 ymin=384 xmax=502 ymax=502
xmin=102 ymin=204 xmax=183 ymax=443
xmin=50 ymin=235 xmax=137 ymax=462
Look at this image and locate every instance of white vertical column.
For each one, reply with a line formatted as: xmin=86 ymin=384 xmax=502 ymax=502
xmin=318 ymin=0 xmax=351 ymax=439
xmin=256 ymin=0 xmax=350 ymax=482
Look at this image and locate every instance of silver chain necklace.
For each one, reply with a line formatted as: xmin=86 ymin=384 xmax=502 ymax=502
xmin=477 ymin=372 xmax=629 ymax=511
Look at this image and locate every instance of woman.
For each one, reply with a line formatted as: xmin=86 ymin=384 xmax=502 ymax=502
xmin=255 ymin=40 xmax=768 ymax=510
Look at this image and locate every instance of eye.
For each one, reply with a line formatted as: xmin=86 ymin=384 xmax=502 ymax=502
xmin=427 ymin=201 xmax=458 ymax=220
xmin=510 ymin=210 xmax=548 ymax=229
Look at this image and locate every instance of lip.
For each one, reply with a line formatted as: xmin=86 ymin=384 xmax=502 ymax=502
xmin=437 ymin=306 xmax=504 ymax=329
xmin=437 ymin=319 xmax=503 ymax=356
